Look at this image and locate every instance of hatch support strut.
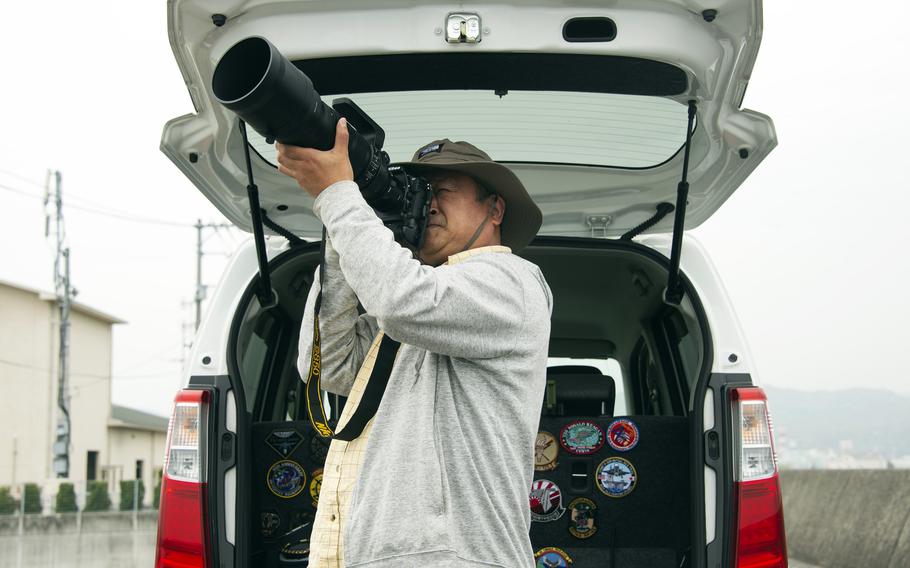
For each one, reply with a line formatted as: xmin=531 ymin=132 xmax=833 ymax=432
xmin=664 ymin=100 xmax=697 ymax=306
xmin=239 ymin=120 xmax=277 ymax=309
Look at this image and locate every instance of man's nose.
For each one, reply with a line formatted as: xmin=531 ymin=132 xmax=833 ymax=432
xmin=429 ymin=194 xmax=439 ymax=215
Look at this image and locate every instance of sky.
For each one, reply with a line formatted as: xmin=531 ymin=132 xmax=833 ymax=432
xmin=1 ymin=1 xmax=908 ymax=418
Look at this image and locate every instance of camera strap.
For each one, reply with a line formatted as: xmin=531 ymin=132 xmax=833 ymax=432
xmin=305 ymin=229 xmax=335 ymax=438
xmin=461 ymin=197 xmax=499 ymax=252
xmin=333 ymin=334 xmax=401 ymax=441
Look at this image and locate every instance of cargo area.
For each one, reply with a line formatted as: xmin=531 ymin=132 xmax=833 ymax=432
xmin=228 ymin=236 xmax=710 ymax=567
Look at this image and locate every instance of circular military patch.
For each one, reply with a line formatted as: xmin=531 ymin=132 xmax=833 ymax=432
xmin=607 ymin=418 xmax=640 ymax=451
xmin=535 ymin=431 xmax=559 ymax=471
xmin=529 ymin=479 xmax=565 ymax=522
xmin=267 ymin=460 xmax=307 ymax=499
xmin=309 ymin=468 xmax=323 ymax=508
xmin=596 ymin=457 xmax=637 ymax=498
xmin=568 ymin=497 xmax=598 ymax=539
xmin=534 ymin=546 xmax=573 ymax=567
xmin=560 ymin=420 xmax=605 ymax=455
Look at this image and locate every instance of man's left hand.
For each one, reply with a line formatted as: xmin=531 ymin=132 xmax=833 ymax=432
xmin=276 ymin=118 xmax=354 ymax=199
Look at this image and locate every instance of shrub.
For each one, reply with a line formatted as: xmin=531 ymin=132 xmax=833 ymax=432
xmin=84 ymin=481 xmax=111 ymax=512
xmin=119 ymin=480 xmax=145 ymax=511
xmin=152 ymin=477 xmax=161 ymax=509
xmin=55 ymin=483 xmax=78 ymax=513
xmin=0 ymin=487 xmax=17 ymax=515
xmin=23 ymin=483 xmax=42 ymax=514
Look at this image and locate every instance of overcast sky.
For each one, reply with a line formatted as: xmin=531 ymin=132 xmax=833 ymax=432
xmin=1 ymin=1 xmax=908 ymax=417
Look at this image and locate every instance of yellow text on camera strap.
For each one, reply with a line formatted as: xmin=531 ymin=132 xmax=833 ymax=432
xmin=305 ymin=314 xmax=334 ymax=438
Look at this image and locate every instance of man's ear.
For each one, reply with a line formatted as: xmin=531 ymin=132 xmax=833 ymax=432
xmin=491 ymin=196 xmax=505 ymax=226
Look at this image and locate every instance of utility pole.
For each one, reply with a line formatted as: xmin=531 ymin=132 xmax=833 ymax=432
xmin=195 ymin=220 xmax=204 ymax=330
xmin=194 ymin=220 xmax=233 ymax=330
xmin=45 ymin=170 xmax=74 ymax=478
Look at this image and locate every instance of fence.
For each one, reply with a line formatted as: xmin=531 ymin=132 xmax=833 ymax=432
xmin=0 ymin=478 xmax=157 ymax=516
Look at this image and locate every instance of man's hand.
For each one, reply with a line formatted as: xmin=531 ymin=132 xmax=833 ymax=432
xmin=276 ymin=118 xmax=354 ymax=199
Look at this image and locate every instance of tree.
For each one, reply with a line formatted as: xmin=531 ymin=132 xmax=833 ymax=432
xmin=55 ymin=483 xmax=78 ymax=513
xmin=84 ymin=481 xmax=111 ymax=512
xmin=23 ymin=483 xmax=42 ymax=514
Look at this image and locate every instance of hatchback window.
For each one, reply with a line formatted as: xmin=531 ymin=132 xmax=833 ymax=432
xmin=249 ymin=90 xmax=689 ymax=169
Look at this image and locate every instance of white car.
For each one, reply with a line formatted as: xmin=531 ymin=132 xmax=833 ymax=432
xmin=156 ymin=1 xmax=786 ymax=567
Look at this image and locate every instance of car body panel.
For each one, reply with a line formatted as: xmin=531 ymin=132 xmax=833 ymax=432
xmin=162 ymin=0 xmax=776 ymax=239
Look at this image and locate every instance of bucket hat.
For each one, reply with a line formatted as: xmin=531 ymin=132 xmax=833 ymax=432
xmin=393 ymin=139 xmax=542 ymax=251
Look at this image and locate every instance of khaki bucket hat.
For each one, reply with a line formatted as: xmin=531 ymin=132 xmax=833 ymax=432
xmin=392 ymin=139 xmax=542 ymax=251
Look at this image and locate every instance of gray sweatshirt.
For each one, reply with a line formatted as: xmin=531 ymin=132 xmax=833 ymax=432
xmin=298 ymin=181 xmax=552 ymax=567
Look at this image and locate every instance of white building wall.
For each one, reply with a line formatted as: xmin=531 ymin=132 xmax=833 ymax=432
xmin=0 ymin=282 xmax=114 ymax=490
xmin=0 ymin=284 xmax=54 ymax=487
xmin=64 ymin=310 xmax=113 ymax=486
xmin=107 ymin=428 xmax=167 ymax=506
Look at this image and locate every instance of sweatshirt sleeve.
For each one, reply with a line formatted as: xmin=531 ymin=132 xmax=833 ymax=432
xmin=312 ymin=180 xmax=529 ymax=360
xmin=297 ymin=236 xmax=379 ymax=396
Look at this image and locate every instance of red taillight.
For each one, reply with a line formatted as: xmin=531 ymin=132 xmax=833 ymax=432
xmin=730 ymin=387 xmax=788 ymax=568
xmin=156 ymin=389 xmax=211 ymax=568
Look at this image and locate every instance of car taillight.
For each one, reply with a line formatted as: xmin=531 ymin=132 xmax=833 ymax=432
xmin=156 ymin=389 xmax=211 ymax=568
xmin=730 ymin=387 xmax=788 ymax=568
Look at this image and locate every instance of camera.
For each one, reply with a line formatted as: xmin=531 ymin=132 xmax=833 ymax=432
xmin=211 ymin=36 xmax=432 ymax=249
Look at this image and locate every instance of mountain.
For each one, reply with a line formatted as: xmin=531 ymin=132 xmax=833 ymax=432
xmin=763 ymin=386 xmax=910 ymax=458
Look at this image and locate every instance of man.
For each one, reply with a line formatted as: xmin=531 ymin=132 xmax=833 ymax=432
xmin=279 ymin=118 xmax=552 ymax=567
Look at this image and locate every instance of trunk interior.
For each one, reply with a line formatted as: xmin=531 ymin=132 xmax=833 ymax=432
xmin=229 ymin=236 xmax=710 ymax=568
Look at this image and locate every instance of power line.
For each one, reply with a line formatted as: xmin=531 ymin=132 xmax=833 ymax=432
xmin=0 ymin=182 xmax=194 ymax=227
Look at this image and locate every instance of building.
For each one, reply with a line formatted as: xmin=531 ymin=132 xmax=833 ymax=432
xmin=0 ymin=279 xmax=167 ymax=507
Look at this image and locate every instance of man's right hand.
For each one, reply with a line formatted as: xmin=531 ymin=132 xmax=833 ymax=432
xmin=276 ymin=118 xmax=354 ymax=199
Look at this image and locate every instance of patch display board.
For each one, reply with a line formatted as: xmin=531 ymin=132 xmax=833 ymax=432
xmin=530 ymin=416 xmax=690 ymax=568
xmin=251 ymin=420 xmax=331 ymax=558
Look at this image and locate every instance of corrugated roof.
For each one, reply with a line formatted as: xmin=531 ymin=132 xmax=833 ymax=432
xmin=110 ymin=404 xmax=169 ymax=432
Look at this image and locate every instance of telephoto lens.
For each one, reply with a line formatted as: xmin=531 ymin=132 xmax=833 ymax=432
xmin=211 ymin=36 xmax=430 ymax=249
xmin=211 ymin=37 xmax=393 ymax=207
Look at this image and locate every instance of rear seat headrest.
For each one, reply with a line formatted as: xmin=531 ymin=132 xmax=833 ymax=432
xmin=545 ymin=367 xmax=615 ymax=417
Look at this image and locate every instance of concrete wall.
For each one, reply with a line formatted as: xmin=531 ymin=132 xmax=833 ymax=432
xmin=781 ymin=470 xmax=910 ymax=568
xmin=0 ymin=511 xmax=158 ymax=568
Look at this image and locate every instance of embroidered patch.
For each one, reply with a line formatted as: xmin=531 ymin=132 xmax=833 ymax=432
xmin=568 ymin=497 xmax=598 ymax=539
xmin=534 ymin=546 xmax=573 ymax=567
xmin=266 ymin=429 xmax=303 ymax=457
xmin=417 ymin=142 xmax=442 ymax=159
xmin=560 ymin=420 xmax=605 ymax=455
xmin=529 ymin=479 xmax=565 ymax=522
xmin=607 ymin=418 xmax=640 ymax=452
xmin=267 ymin=460 xmax=307 ymax=499
xmin=597 ymin=457 xmax=637 ymax=498
xmin=260 ymin=510 xmax=281 ymax=538
xmin=535 ymin=431 xmax=559 ymax=471
xmin=309 ymin=468 xmax=323 ymax=508
xmin=309 ymin=435 xmax=329 ymax=464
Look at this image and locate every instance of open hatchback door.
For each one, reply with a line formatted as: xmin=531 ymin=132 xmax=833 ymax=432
xmin=162 ymin=0 xmax=776 ymax=243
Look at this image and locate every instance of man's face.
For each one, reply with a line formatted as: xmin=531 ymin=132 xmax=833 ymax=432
xmin=417 ymin=172 xmax=501 ymax=266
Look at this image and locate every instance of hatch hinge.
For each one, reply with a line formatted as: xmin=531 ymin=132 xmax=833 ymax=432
xmin=586 ymin=215 xmax=612 ymax=238
xmin=239 ymin=119 xmax=277 ymax=309
xmin=664 ymin=100 xmax=698 ymax=306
